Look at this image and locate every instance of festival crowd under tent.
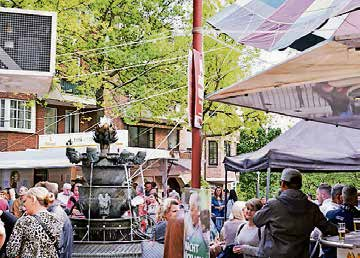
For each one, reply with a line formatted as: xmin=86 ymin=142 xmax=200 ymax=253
xmin=222 ymin=120 xmax=360 ymax=212
xmin=224 ymin=120 xmax=360 ymax=173
xmin=207 ymin=0 xmax=360 ymax=224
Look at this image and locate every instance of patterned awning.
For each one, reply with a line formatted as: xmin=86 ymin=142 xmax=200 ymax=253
xmin=208 ymin=0 xmax=360 ymax=51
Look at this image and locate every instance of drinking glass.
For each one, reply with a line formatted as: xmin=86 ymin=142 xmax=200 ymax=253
xmin=353 ymin=218 xmax=360 ymax=232
xmin=338 ymin=222 xmax=346 ymax=241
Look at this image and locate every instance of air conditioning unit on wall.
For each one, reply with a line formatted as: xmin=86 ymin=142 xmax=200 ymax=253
xmin=0 ymin=8 xmax=57 ymax=95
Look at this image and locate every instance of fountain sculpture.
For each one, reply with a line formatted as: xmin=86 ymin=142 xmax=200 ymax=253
xmin=66 ymin=118 xmax=146 ymax=243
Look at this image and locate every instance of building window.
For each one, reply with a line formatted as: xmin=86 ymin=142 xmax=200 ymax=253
xmin=0 ymin=99 xmax=35 ymax=133
xmin=168 ymin=130 xmax=179 ymax=150
xmin=0 ymin=99 xmax=5 ymax=127
xmin=224 ymin=141 xmax=231 ymax=157
xmin=128 ymin=126 xmax=154 ymax=148
xmin=44 ymin=107 xmax=57 ymax=134
xmin=65 ymin=110 xmax=80 ymax=133
xmin=10 ymin=100 xmax=32 ymax=129
xmin=208 ymin=141 xmax=218 ymax=166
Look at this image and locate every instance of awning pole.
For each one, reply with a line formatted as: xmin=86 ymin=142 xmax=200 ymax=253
xmin=224 ymin=167 xmax=228 ymax=221
xmin=266 ymin=168 xmax=271 ymax=200
xmin=256 ymin=171 xmax=260 ymax=198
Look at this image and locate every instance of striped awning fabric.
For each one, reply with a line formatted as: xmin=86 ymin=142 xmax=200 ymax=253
xmin=208 ymin=0 xmax=360 ymax=51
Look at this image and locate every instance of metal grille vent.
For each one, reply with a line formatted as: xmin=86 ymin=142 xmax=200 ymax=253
xmin=0 ymin=11 xmax=53 ymax=72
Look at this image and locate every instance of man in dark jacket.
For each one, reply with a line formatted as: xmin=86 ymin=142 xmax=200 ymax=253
xmin=253 ymin=168 xmax=338 ymax=258
xmin=326 ymin=185 xmax=360 ymax=231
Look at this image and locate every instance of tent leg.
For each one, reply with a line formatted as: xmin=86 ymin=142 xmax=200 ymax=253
xmin=224 ymin=168 xmax=228 ymax=222
xmin=256 ymin=171 xmax=260 ymax=198
xmin=266 ymin=168 xmax=271 ymax=200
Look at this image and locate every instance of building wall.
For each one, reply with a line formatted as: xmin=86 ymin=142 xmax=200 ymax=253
xmin=154 ymin=128 xmax=170 ymax=149
xmin=0 ymin=92 xmax=35 ymax=101
xmin=48 ymin=168 xmax=72 ymax=189
xmin=37 ymin=105 xmax=98 ymax=134
xmin=203 ymin=134 xmax=239 ymax=184
xmin=0 ymin=132 xmax=37 ymax=151
xmin=0 ymin=169 xmax=34 ymax=190
xmin=0 ymin=99 xmax=98 ymax=152
xmin=0 ymin=93 xmax=38 ymax=151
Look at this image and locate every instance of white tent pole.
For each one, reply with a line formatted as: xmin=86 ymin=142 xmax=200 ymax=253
xmin=266 ymin=168 xmax=271 ymax=200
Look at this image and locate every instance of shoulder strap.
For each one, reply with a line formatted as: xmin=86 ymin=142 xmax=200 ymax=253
xmin=258 ymin=227 xmax=261 ymax=241
xmin=236 ymin=223 xmax=246 ymax=237
xmin=33 ymin=215 xmax=58 ymax=246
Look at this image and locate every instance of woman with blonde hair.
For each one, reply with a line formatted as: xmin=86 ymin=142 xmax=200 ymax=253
xmin=232 ymin=198 xmax=264 ymax=258
xmin=35 ymin=181 xmax=73 ymax=258
xmin=7 ymin=187 xmax=62 ymax=258
xmin=153 ymin=198 xmax=179 ymax=243
xmin=221 ymin=201 xmax=246 ymax=247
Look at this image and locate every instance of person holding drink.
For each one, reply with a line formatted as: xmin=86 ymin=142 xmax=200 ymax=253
xmin=326 ymin=185 xmax=360 ymax=232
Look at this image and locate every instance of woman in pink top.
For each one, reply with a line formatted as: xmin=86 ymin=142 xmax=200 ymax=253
xmin=66 ymin=183 xmax=84 ymax=218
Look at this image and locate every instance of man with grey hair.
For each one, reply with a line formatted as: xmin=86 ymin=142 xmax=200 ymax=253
xmin=326 ymin=185 xmax=360 ymax=231
xmin=184 ymin=191 xmax=208 ymax=258
xmin=253 ymin=168 xmax=337 ymax=258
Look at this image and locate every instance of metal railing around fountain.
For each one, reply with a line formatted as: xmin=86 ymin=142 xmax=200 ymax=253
xmin=66 ymin=118 xmax=150 ymax=257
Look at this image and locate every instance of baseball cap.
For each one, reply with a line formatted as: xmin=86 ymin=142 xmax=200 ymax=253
xmin=281 ymin=168 xmax=302 ymax=183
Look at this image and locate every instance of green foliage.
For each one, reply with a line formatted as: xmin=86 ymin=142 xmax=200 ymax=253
xmin=302 ymin=172 xmax=360 ymax=197
xmin=237 ymin=125 xmax=281 ymax=154
xmin=236 ymin=127 xmax=282 ymax=200
xmin=189 ymin=177 xmax=211 ymax=189
xmin=0 ymin=0 xmax=268 ymax=135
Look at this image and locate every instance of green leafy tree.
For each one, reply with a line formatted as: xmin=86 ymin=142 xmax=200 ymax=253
xmin=236 ymin=127 xmax=282 ymax=200
xmin=0 ymin=0 xmax=266 ymax=133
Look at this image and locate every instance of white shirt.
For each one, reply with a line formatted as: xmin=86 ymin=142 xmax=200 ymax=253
xmin=320 ymin=198 xmax=340 ymax=216
xmin=57 ymin=192 xmax=72 ymax=207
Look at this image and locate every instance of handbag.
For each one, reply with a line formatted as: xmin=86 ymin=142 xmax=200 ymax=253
xmin=33 ymin=215 xmax=61 ymax=258
xmin=216 ymin=223 xmax=246 ymax=258
xmin=217 ymin=244 xmax=243 ymax=258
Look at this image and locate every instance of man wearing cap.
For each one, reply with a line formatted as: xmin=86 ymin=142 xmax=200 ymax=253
xmin=57 ymin=183 xmax=72 ymax=208
xmin=12 ymin=186 xmax=27 ymax=218
xmin=253 ymin=168 xmax=337 ymax=258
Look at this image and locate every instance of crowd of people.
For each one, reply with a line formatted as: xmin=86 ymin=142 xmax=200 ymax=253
xmin=162 ymin=168 xmax=360 ymax=258
xmin=0 ymin=181 xmax=82 ymax=258
xmin=0 ymin=169 xmax=358 ymax=258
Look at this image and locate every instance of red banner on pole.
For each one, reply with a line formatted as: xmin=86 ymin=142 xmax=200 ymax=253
xmin=187 ymin=49 xmax=193 ymax=128
xmin=193 ymin=49 xmax=204 ymax=128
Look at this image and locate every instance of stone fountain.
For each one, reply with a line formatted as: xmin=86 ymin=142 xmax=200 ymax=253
xmin=66 ymin=117 xmax=146 ymax=246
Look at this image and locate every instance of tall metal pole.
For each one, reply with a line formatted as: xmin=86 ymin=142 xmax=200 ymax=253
xmin=266 ymin=168 xmax=271 ymax=200
xmin=191 ymin=0 xmax=203 ymax=188
xmin=224 ymin=168 xmax=228 ymax=221
xmin=256 ymin=171 xmax=260 ymax=198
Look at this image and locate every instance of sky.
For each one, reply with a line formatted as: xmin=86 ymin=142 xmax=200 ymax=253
xmin=251 ymin=48 xmax=301 ymax=131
